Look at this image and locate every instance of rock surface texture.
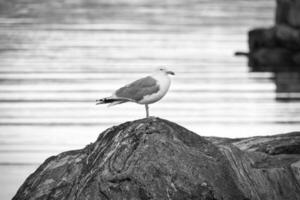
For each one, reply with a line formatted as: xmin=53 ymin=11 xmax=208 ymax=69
xmin=13 ymin=118 xmax=300 ymax=200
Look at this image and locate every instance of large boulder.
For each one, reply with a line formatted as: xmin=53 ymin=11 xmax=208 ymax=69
xmin=13 ymin=118 xmax=300 ymax=200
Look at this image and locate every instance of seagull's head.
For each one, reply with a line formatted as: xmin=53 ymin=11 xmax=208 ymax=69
xmin=156 ymin=67 xmax=175 ymax=76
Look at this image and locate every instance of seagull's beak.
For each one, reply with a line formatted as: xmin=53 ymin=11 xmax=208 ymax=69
xmin=167 ymin=71 xmax=175 ymax=75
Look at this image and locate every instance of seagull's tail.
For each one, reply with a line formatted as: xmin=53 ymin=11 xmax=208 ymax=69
xmin=96 ymin=97 xmax=129 ymax=106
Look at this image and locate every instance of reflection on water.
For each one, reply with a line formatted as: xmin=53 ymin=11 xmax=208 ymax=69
xmin=2 ymin=0 xmax=300 ymax=199
xmin=275 ymin=72 xmax=300 ymax=101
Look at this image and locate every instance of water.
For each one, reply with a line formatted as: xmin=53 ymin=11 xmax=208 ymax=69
xmin=2 ymin=0 xmax=300 ymax=199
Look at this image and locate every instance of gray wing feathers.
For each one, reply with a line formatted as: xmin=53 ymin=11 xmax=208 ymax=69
xmin=115 ymin=76 xmax=160 ymax=101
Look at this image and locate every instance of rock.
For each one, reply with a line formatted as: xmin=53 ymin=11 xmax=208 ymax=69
xmin=276 ymin=0 xmax=300 ymax=27
xmin=275 ymin=25 xmax=300 ymax=50
xmin=13 ymin=118 xmax=300 ymax=200
xmin=246 ymin=25 xmax=300 ymax=71
xmin=245 ymin=0 xmax=300 ymax=70
xmin=248 ymin=28 xmax=277 ymax=51
xmin=276 ymin=0 xmax=291 ymax=25
xmin=287 ymin=3 xmax=300 ymax=28
xmin=250 ymin=48 xmax=293 ymax=71
xmin=214 ymin=132 xmax=300 ymax=155
xmin=248 ymin=25 xmax=300 ymax=51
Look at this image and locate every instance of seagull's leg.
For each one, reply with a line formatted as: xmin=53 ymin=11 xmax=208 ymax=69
xmin=145 ymin=104 xmax=149 ymax=118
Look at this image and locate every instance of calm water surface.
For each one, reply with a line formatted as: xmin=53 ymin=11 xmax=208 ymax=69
xmin=2 ymin=0 xmax=300 ymax=199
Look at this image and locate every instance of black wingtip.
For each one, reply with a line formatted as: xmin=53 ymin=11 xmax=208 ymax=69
xmin=96 ymin=99 xmax=103 ymax=105
xmin=96 ymin=98 xmax=117 ymax=105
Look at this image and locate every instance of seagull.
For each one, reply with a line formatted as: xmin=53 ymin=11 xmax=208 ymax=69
xmin=96 ymin=67 xmax=175 ymax=117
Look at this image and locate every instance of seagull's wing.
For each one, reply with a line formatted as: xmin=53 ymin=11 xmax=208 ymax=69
xmin=114 ymin=76 xmax=160 ymax=102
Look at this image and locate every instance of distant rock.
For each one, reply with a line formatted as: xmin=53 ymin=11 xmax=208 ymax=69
xmin=276 ymin=0 xmax=300 ymax=28
xmin=241 ymin=0 xmax=300 ymax=71
xmin=13 ymin=118 xmax=300 ymax=200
